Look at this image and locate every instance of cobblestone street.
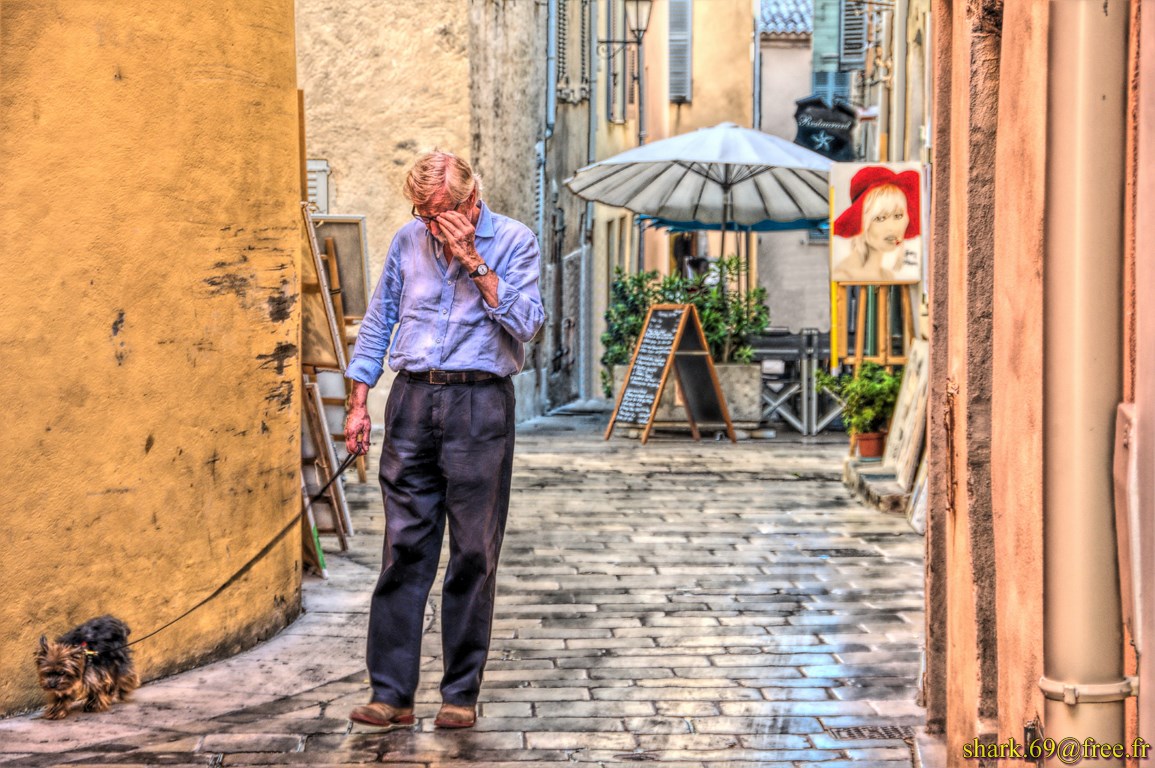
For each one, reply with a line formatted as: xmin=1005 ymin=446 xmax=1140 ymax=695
xmin=0 ymin=409 xmax=926 ymax=766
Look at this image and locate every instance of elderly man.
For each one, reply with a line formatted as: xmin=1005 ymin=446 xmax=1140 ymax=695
xmin=343 ymin=151 xmax=545 ymax=730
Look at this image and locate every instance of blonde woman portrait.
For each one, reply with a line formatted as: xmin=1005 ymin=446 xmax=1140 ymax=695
xmin=831 ymin=165 xmax=922 ymax=284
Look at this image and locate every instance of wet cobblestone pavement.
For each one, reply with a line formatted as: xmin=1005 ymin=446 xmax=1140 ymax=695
xmin=0 ymin=409 xmax=925 ymax=766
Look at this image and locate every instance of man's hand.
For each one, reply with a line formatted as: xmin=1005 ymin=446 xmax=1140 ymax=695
xmin=436 ymin=209 xmax=500 ymax=307
xmin=345 ymin=407 xmax=371 ymax=456
xmin=435 ymin=210 xmax=481 ymax=272
xmin=345 ymin=381 xmax=372 ymax=456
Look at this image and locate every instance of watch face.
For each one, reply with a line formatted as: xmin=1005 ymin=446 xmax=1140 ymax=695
xmin=473 ymin=264 xmax=489 ymax=277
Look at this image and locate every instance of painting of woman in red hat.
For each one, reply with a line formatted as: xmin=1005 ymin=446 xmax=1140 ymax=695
xmin=830 ymin=163 xmax=923 ymax=284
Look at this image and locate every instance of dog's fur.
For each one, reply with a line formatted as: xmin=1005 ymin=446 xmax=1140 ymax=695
xmin=34 ymin=615 xmax=139 ymax=720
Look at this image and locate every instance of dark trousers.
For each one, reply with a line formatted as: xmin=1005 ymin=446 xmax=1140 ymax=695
xmin=367 ymin=374 xmax=516 ymax=708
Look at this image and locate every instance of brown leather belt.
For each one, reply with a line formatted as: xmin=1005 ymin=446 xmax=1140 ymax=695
xmin=402 ymin=369 xmax=501 ymax=385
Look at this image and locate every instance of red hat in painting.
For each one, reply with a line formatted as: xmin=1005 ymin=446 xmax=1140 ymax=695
xmin=833 ymin=166 xmax=921 ymax=239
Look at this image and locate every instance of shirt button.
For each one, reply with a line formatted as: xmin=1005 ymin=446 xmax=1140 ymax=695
xmin=435 ymin=338 xmax=442 ymax=343
xmin=447 ymin=279 xmax=453 ymax=285
xmin=442 ymin=309 xmax=448 ymax=315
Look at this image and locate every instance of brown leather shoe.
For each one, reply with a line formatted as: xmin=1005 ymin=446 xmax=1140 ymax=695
xmin=434 ymin=702 xmax=477 ymax=729
xmin=348 ymin=701 xmax=416 ymax=730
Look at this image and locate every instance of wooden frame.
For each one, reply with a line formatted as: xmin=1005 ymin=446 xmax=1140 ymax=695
xmin=311 ymin=214 xmax=371 ymax=322
xmin=883 ymin=338 xmax=929 ymax=491
xmin=302 ymin=379 xmax=352 ymax=549
xmin=300 ymin=474 xmax=328 ymax=578
xmin=829 ymin=161 xmax=925 ymax=286
xmin=835 ymin=284 xmax=915 ymax=370
xmin=300 ymin=202 xmax=348 ymax=372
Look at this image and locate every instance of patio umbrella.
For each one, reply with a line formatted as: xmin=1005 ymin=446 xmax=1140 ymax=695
xmin=564 ymin=122 xmax=832 ymax=258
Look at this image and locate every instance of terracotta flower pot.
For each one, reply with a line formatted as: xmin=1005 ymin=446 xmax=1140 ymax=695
xmin=856 ymin=431 xmax=886 ymax=458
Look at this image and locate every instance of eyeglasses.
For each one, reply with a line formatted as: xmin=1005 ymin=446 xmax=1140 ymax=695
xmin=412 ymin=195 xmax=471 ymax=224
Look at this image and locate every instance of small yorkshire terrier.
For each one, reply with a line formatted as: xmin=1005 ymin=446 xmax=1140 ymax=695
xmin=35 ymin=615 xmax=139 ymax=720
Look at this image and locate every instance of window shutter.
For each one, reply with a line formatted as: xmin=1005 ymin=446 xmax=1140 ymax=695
xmin=813 ymin=71 xmax=852 ymax=104
xmin=558 ymin=0 xmax=570 ymax=87
xmin=838 ymin=0 xmax=867 ymax=70
xmin=580 ymin=0 xmax=590 ymax=91
xmin=607 ymin=0 xmax=621 ymax=121
xmin=306 ymin=159 xmax=330 ymax=214
xmin=668 ymin=0 xmax=692 ymax=103
xmin=627 ymin=45 xmax=637 ymax=105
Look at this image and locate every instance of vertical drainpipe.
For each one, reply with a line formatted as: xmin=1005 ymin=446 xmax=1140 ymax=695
xmin=579 ymin=0 xmax=599 ymax=400
xmin=538 ymin=0 xmax=558 ymax=246
xmin=890 ymin=0 xmax=907 ymax=161
xmin=1041 ymin=0 xmax=1133 ymax=758
xmin=752 ymin=16 xmax=762 ymax=130
xmin=536 ymin=0 xmax=558 ymax=411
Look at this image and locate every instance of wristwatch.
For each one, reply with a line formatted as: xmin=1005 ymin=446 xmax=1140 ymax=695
xmin=468 ymin=263 xmax=490 ymax=278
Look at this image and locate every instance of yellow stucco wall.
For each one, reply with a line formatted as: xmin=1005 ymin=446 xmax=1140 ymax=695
xmin=0 ymin=1 xmax=303 ymax=714
xmin=653 ymin=0 xmax=754 ymax=138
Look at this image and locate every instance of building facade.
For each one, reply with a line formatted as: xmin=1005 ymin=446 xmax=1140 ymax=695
xmin=899 ymin=0 xmax=1155 ymax=762
xmin=0 ymin=1 xmax=304 ymax=715
xmin=755 ymin=0 xmax=829 ymax=334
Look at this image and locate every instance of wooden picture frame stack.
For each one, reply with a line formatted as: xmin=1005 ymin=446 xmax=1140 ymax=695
xmin=299 ymin=205 xmax=370 ymax=568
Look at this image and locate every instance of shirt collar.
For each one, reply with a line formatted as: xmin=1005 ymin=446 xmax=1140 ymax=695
xmin=475 ymin=202 xmax=495 ymax=239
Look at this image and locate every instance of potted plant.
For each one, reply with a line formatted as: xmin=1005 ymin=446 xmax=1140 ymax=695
xmin=601 ymin=257 xmax=771 ymax=427
xmin=816 ymin=363 xmax=903 ymax=458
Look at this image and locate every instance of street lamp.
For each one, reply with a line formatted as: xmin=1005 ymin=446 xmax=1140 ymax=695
xmin=625 ymin=0 xmax=652 ymax=145
xmin=598 ymin=0 xmax=653 ymax=145
xmin=624 ymin=0 xmax=654 ymax=42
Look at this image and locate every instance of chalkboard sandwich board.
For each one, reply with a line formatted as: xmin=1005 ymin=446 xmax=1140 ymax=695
xmin=605 ymin=304 xmax=737 ymax=444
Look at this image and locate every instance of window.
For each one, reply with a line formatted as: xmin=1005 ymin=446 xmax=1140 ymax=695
xmin=306 ymin=159 xmax=330 ymax=214
xmin=838 ymin=0 xmax=867 ymax=70
xmin=558 ymin=0 xmax=590 ymax=102
xmin=668 ymin=0 xmax=692 ymax=103
xmin=606 ymin=0 xmax=627 ymax=122
xmin=813 ymin=71 xmax=853 ymax=104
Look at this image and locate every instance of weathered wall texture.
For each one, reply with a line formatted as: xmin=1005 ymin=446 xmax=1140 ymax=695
xmin=468 ymin=0 xmax=545 ymax=232
xmin=468 ymin=0 xmax=591 ymax=407
xmin=296 ymin=0 xmax=472 ymax=282
xmin=989 ymin=0 xmax=1047 ymax=751
xmin=1137 ymin=0 xmax=1155 ymax=743
xmin=925 ymin=0 xmax=1005 ymax=755
xmin=923 ymin=0 xmax=952 ymax=734
xmin=927 ymin=0 xmax=1141 ymax=761
xmin=544 ymin=96 xmax=594 ymax=405
xmin=0 ymin=1 xmax=303 ymax=714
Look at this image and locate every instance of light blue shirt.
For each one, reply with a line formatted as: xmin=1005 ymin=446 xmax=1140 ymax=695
xmin=346 ymin=203 xmax=545 ymax=387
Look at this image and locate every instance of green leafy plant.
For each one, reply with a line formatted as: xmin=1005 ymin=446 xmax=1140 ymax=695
xmin=816 ymin=363 xmax=903 ymax=436
xmin=600 ymin=257 xmax=771 ymax=396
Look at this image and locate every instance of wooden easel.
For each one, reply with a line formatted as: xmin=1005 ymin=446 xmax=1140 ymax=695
xmin=605 ymin=304 xmax=736 ymax=444
xmin=835 ymin=283 xmax=916 ymax=372
xmin=318 ymin=237 xmax=367 ymax=483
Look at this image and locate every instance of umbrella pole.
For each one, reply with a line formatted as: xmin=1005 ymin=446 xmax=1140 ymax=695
xmin=720 ymin=185 xmax=732 ymax=300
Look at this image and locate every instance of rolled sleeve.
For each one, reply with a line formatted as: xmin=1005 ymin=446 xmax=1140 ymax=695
xmin=346 ymin=238 xmax=402 ymax=388
xmin=482 ymin=239 xmax=546 ymax=343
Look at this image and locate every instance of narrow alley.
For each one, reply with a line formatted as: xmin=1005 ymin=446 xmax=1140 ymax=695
xmin=0 ymin=409 xmax=925 ymax=766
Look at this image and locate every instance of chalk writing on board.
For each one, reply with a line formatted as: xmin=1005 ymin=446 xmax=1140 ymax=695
xmin=605 ymin=303 xmax=735 ymax=444
xmin=613 ymin=308 xmax=683 ymax=425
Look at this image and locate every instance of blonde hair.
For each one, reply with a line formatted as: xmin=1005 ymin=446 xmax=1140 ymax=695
xmin=850 ymin=184 xmax=908 ymax=264
xmin=402 ymin=151 xmax=483 ymax=207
